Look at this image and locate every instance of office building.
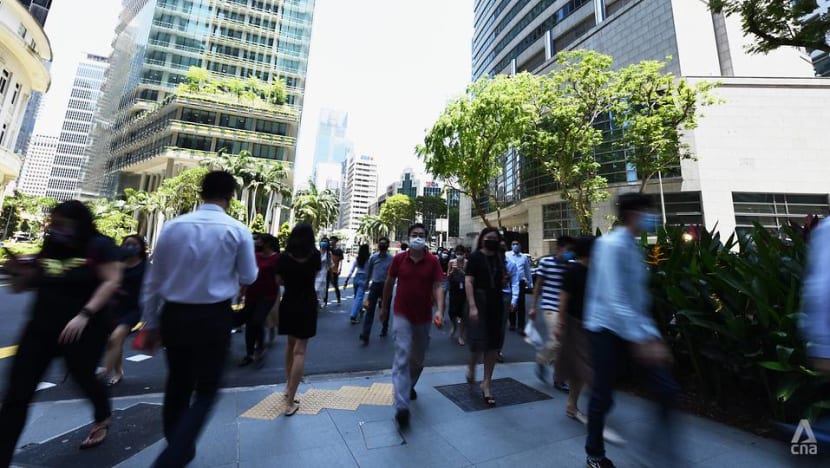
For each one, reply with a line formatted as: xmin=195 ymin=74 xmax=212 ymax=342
xmin=807 ymin=0 xmax=830 ymax=76
xmin=43 ymin=53 xmax=108 ymax=201
xmin=0 ymin=0 xmax=51 ymax=206
xmin=464 ymin=0 xmax=830 ymax=258
xmin=16 ymin=0 xmax=52 ymax=26
xmin=82 ymin=0 xmax=315 ymax=197
xmin=17 ymin=133 xmax=57 ymax=196
xmin=375 ymin=168 xmax=446 ymax=237
xmin=338 ymin=153 xmax=377 ymax=231
xmin=313 ymin=108 xmax=352 ymax=164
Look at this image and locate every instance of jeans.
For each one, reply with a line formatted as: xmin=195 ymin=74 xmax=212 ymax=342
xmin=349 ymin=273 xmax=367 ymax=319
xmin=392 ymin=315 xmax=431 ymax=411
xmin=325 ymin=271 xmax=341 ymax=304
xmin=362 ymin=281 xmax=391 ymax=338
xmin=585 ymin=329 xmax=678 ymax=460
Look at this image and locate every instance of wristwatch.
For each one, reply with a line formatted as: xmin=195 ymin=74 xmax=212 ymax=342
xmin=80 ymin=307 xmax=95 ymax=318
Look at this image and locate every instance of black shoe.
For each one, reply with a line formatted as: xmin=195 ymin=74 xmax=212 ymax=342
xmin=410 ymin=388 xmax=417 ymax=400
xmin=359 ymin=334 xmax=369 ymax=345
xmin=497 ymin=352 xmax=505 ymax=363
xmin=586 ymin=456 xmax=615 ymax=468
xmin=380 ymin=328 xmax=388 ymax=337
xmin=395 ymin=409 xmax=410 ymax=429
xmin=254 ymin=353 xmax=266 ymax=369
xmin=238 ymin=356 xmax=253 ymax=367
xmin=535 ymin=363 xmax=548 ymax=383
xmin=350 ymin=317 xmax=359 ymax=324
xmin=554 ymin=381 xmax=570 ymax=392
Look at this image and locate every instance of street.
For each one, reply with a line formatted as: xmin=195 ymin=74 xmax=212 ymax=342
xmin=0 ymin=278 xmax=536 ymax=402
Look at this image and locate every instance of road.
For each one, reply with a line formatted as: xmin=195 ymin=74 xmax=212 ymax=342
xmin=0 ymin=276 xmax=537 ymax=402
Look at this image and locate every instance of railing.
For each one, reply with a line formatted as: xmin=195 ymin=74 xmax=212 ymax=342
xmin=169 ymin=120 xmax=297 ymax=146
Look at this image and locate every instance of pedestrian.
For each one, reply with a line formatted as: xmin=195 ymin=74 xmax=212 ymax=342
xmin=464 ymin=230 xmax=518 ymax=406
xmin=380 ymin=224 xmax=444 ymax=428
xmin=239 ymin=233 xmax=280 ymax=369
xmin=360 ymin=237 xmax=394 ymax=344
xmin=325 ymin=236 xmax=344 ymax=305
xmin=506 ymin=240 xmax=532 ymax=335
xmin=583 ymin=193 xmax=677 ymax=468
xmin=100 ymin=234 xmax=148 ymax=386
xmin=139 ymin=171 xmax=258 ymax=467
xmin=0 ymin=201 xmax=122 ymax=465
xmin=345 ymin=244 xmax=371 ymax=324
xmin=316 ymin=237 xmax=332 ymax=308
xmin=446 ymin=245 xmax=468 ymax=346
xmin=529 ymin=235 xmax=575 ymax=391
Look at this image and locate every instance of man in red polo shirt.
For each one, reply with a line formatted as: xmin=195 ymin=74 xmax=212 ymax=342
xmin=380 ymin=223 xmax=444 ymax=429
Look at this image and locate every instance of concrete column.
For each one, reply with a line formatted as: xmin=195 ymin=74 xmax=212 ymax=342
xmin=544 ymin=30 xmax=553 ymax=60
xmin=139 ymin=173 xmax=148 ymax=192
xmin=594 ymin=0 xmax=606 ymax=24
xmin=165 ymin=158 xmax=175 ymax=178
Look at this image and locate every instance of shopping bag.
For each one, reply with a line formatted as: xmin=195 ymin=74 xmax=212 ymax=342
xmin=524 ymin=320 xmax=544 ymax=350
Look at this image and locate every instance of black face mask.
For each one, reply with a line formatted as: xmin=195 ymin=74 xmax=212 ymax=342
xmin=254 ymin=244 xmax=264 ymax=252
xmin=483 ymin=239 xmax=500 ymax=251
xmin=378 ymin=244 xmax=389 ymax=251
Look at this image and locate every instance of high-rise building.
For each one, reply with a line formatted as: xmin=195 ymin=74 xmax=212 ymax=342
xmin=313 ymin=108 xmax=352 ymax=164
xmin=0 ymin=0 xmax=51 ymax=206
xmin=16 ymin=0 xmax=52 ymax=27
xmin=338 ymin=154 xmax=377 ymax=231
xmin=82 ymin=0 xmax=315 ymax=197
xmin=807 ymin=0 xmax=830 ymax=76
xmin=43 ymin=53 xmax=108 ymax=201
xmin=465 ymin=0 xmax=830 ymax=257
xmin=18 ymin=133 xmax=58 ymax=196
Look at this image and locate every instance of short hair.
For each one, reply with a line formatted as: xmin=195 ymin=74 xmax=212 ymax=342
xmin=259 ymin=233 xmax=279 ymax=253
xmin=201 ymin=171 xmax=236 ymax=201
xmin=408 ymin=223 xmax=428 ymax=236
xmin=123 ymin=234 xmax=148 ymax=259
xmin=455 ymin=244 xmax=466 ymax=253
xmin=378 ymin=237 xmax=390 ymax=244
xmin=556 ymin=235 xmax=575 ymax=247
xmin=329 ymin=236 xmax=339 ymax=243
xmin=574 ymin=236 xmax=596 ymax=258
xmin=617 ymin=192 xmax=652 ymax=219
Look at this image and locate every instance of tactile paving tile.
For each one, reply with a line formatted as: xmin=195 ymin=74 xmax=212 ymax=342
xmin=241 ymin=383 xmax=394 ymax=420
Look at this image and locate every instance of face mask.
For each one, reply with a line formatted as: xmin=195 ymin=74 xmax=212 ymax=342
xmin=320 ymin=241 xmax=328 ymax=249
xmin=561 ymin=251 xmax=576 ymax=262
xmin=639 ymin=213 xmax=661 ymax=233
xmin=456 ymin=253 xmax=465 ymax=260
xmin=378 ymin=244 xmax=389 ymax=252
xmin=48 ymin=226 xmax=75 ymax=245
xmin=511 ymin=245 xmax=521 ymax=254
xmin=122 ymin=245 xmax=141 ymax=258
xmin=483 ymin=239 xmax=500 ymax=251
xmin=254 ymin=244 xmax=264 ymax=252
xmin=409 ymin=236 xmax=427 ymax=250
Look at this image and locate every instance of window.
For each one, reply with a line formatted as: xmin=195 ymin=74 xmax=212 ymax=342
xmin=176 ymin=134 xmax=212 ymax=151
xmin=219 ymin=114 xmax=251 ymax=130
xmin=646 ymin=192 xmax=704 ymax=228
xmin=181 ymin=108 xmax=216 ymax=125
xmin=542 ymin=202 xmax=579 ymax=239
xmin=0 ymin=70 xmax=10 ymax=95
xmin=732 ymin=192 xmax=829 ymax=237
xmin=0 ymin=123 xmax=7 ymax=145
xmin=17 ymin=24 xmax=27 ymax=38
xmin=11 ymin=83 xmax=21 ymax=105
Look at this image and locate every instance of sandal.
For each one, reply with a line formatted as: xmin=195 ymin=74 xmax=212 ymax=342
xmin=107 ymin=373 xmax=123 ymax=386
xmin=79 ymin=418 xmax=111 ymax=449
xmin=567 ymin=409 xmax=587 ymax=424
xmin=481 ymin=391 xmax=496 ymax=407
xmin=284 ymin=400 xmax=300 ymax=416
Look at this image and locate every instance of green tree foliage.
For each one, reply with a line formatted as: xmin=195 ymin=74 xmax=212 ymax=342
xmin=0 ymin=192 xmax=57 ymax=239
xmin=185 ymin=66 xmax=212 ymax=92
xmin=292 ymin=181 xmax=339 ymax=234
xmin=250 ymin=213 xmax=265 ymax=233
xmin=356 ymin=214 xmax=390 ymax=243
xmin=88 ymin=199 xmax=138 ymax=244
xmin=417 ymin=74 xmax=531 ymax=228
xmin=708 ymin=0 xmax=830 ymax=54
xmin=415 ymin=196 xmax=448 ymax=221
xmin=277 ymin=222 xmax=291 ymax=249
xmin=380 ymin=194 xmax=415 ymax=241
xmin=268 ymin=79 xmax=287 ymax=105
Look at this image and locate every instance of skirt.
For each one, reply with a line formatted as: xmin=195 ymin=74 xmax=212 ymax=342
xmin=554 ymin=318 xmax=592 ymax=385
xmin=467 ymin=289 xmax=507 ymax=353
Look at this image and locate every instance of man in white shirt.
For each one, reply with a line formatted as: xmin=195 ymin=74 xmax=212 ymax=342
xmin=141 ymin=171 xmax=258 ymax=467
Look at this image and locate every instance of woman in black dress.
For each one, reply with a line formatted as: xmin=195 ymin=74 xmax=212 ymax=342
xmin=0 ymin=201 xmax=122 ymax=464
xmin=276 ymin=223 xmax=322 ymax=416
xmin=100 ymin=234 xmax=147 ymax=385
xmin=465 ymin=227 xmax=508 ymax=406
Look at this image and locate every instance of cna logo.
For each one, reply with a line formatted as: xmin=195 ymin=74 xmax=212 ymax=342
xmin=791 ymin=419 xmax=819 ymax=456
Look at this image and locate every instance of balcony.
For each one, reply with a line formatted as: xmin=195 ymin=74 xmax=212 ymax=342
xmin=0 ymin=147 xmax=22 ymax=184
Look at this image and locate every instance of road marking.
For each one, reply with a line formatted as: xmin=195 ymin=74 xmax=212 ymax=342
xmin=126 ymin=354 xmax=153 ymax=362
xmin=0 ymin=345 xmax=17 ymax=359
xmin=36 ymin=382 xmax=56 ymax=391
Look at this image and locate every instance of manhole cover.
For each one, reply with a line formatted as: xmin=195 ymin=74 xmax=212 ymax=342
xmin=434 ymin=377 xmax=552 ymax=412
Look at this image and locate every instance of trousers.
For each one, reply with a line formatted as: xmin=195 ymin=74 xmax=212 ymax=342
xmin=392 ymin=315 xmax=431 ymax=411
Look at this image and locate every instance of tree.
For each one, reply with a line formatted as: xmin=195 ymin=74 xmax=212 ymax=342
xmin=613 ymin=59 xmax=719 ymax=193
xmin=356 ymin=214 xmax=390 ymax=243
xmin=1 ymin=192 xmax=56 ymax=239
xmin=245 ymin=75 xmax=267 ymax=102
xmin=250 ymin=213 xmax=265 ymax=233
xmin=268 ymin=78 xmax=287 ymax=105
xmin=261 ymin=162 xmax=291 ymax=232
xmin=520 ymin=51 xmax=616 ymax=234
xmin=224 ymin=77 xmax=246 ymax=102
xmin=185 ymin=66 xmax=212 ymax=93
xmin=379 ymin=194 xmax=415 ymax=241
xmin=415 ymin=195 xmax=448 ymax=220
xmin=277 ymin=222 xmax=291 ymax=248
xmin=292 ymin=181 xmax=339 ymax=233
xmin=417 ymin=74 xmax=532 ymax=228
xmin=708 ymin=1 xmax=830 ymax=54
xmin=88 ymin=199 xmax=138 ymax=244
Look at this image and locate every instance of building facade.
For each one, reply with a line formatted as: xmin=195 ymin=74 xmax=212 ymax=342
xmin=16 ymin=0 xmax=51 ymax=27
xmin=808 ymin=0 xmax=830 ymax=76
xmin=43 ymin=53 xmax=108 ymax=201
xmin=338 ymin=153 xmax=377 ymax=231
xmin=0 ymin=0 xmax=51 ymax=205
xmin=466 ymin=0 xmax=830 ymax=258
xmin=12 ymin=0 xmax=52 ymax=155
xmin=17 ymin=132 xmax=56 ymax=196
xmin=83 ymin=0 xmax=315 ymax=196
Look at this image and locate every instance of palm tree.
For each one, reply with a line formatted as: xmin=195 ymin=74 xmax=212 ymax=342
xmin=292 ymin=181 xmax=340 ymax=233
xmin=356 ymin=214 xmax=390 ymax=243
xmin=262 ymin=162 xmax=291 ymax=232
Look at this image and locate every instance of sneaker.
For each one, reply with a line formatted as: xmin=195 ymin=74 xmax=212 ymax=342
xmin=586 ymin=456 xmax=615 ymax=468
xmin=554 ymin=381 xmax=570 ymax=392
xmin=395 ymin=409 xmax=410 ymax=429
xmin=535 ymin=363 xmax=548 ymax=383
xmin=410 ymin=388 xmax=417 ymax=400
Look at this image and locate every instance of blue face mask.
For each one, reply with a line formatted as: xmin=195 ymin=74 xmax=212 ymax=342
xmin=512 ymin=245 xmax=521 ymax=254
xmin=320 ymin=242 xmax=328 ymax=249
xmin=639 ymin=213 xmax=661 ymax=233
xmin=561 ymin=251 xmax=575 ymax=262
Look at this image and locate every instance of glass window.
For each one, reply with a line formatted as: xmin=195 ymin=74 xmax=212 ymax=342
xmin=181 ymin=108 xmax=216 ymax=125
xmin=219 ymin=114 xmax=252 ymax=130
xmin=733 ymin=192 xmax=829 ymax=234
xmin=542 ymin=202 xmax=580 ymax=239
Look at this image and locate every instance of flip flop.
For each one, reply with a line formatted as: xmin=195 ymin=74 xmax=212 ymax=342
xmin=482 ymin=391 xmax=495 ymax=406
xmin=107 ymin=374 xmax=122 ymax=386
xmin=284 ymin=400 xmax=300 ymax=417
xmin=79 ymin=418 xmax=110 ymax=449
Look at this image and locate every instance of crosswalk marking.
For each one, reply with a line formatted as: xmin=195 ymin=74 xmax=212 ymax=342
xmin=126 ymin=354 xmax=153 ymax=362
xmin=36 ymin=382 xmax=56 ymax=391
xmin=0 ymin=345 xmax=17 ymax=359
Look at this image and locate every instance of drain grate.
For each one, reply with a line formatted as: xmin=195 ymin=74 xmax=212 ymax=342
xmin=434 ymin=377 xmax=553 ymax=412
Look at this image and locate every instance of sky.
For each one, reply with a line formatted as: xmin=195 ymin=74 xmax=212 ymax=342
xmin=32 ymin=0 xmax=474 ymax=195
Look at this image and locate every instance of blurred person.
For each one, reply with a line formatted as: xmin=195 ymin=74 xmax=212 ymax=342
xmin=506 ymin=240 xmax=532 ymax=335
xmin=345 ymin=244 xmax=371 ymax=324
xmin=100 ymin=234 xmax=148 ymax=386
xmin=529 ymin=235 xmax=576 ymax=391
xmin=139 ymin=171 xmax=258 ymax=467
xmin=465 ymin=231 xmax=518 ymax=406
xmin=380 ymin=224 xmax=444 ymax=429
xmin=802 ymin=216 xmax=830 ymax=374
xmin=583 ymin=193 xmax=677 ymax=468
xmin=276 ymin=224 xmax=323 ymax=416
xmin=0 ymin=201 xmax=123 ymax=464
xmin=316 ymin=237 xmax=332 ymax=308
xmin=325 ymin=236 xmax=344 ymax=305
xmin=239 ymin=234 xmax=280 ymax=368
xmin=446 ymin=245 xmax=469 ymax=345
xmin=360 ymin=237 xmax=394 ymax=344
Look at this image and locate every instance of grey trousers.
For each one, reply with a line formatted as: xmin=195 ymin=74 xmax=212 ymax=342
xmin=392 ymin=315 xmax=431 ymax=411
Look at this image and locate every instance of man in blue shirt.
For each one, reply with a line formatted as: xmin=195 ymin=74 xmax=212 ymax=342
xmin=360 ymin=237 xmax=394 ymax=345
xmin=506 ymin=240 xmax=532 ymax=334
xmin=583 ymin=193 xmax=677 ymax=468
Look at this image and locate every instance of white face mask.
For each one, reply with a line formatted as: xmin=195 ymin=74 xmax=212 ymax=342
xmin=409 ymin=236 xmax=427 ymax=250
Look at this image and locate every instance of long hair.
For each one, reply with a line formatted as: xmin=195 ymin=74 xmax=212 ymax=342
xmin=475 ymin=226 xmax=501 ymax=251
xmin=356 ymin=244 xmax=370 ymax=268
xmin=41 ymin=201 xmax=100 ymax=259
xmin=286 ymin=223 xmax=316 ymax=258
xmin=474 ymin=226 xmax=505 ymax=288
xmin=123 ymin=234 xmax=148 ymax=260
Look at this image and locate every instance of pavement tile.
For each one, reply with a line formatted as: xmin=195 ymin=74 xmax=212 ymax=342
xmin=238 ymin=410 xmax=343 ymax=460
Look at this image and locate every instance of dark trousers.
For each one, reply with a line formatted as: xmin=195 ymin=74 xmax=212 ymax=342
xmin=325 ymin=271 xmax=341 ymax=303
xmin=585 ymin=329 xmax=678 ymax=459
xmin=509 ymin=280 xmax=527 ymax=330
xmin=154 ymin=301 xmax=231 ymax=468
xmin=242 ymin=299 xmax=275 ymax=357
xmin=362 ymin=281 xmax=391 ymax=338
xmin=0 ymin=320 xmax=110 ymax=467
xmin=448 ymin=288 xmax=466 ymax=321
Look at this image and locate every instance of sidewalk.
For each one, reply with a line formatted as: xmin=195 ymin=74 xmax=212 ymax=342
xmin=12 ymin=363 xmax=826 ymax=467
